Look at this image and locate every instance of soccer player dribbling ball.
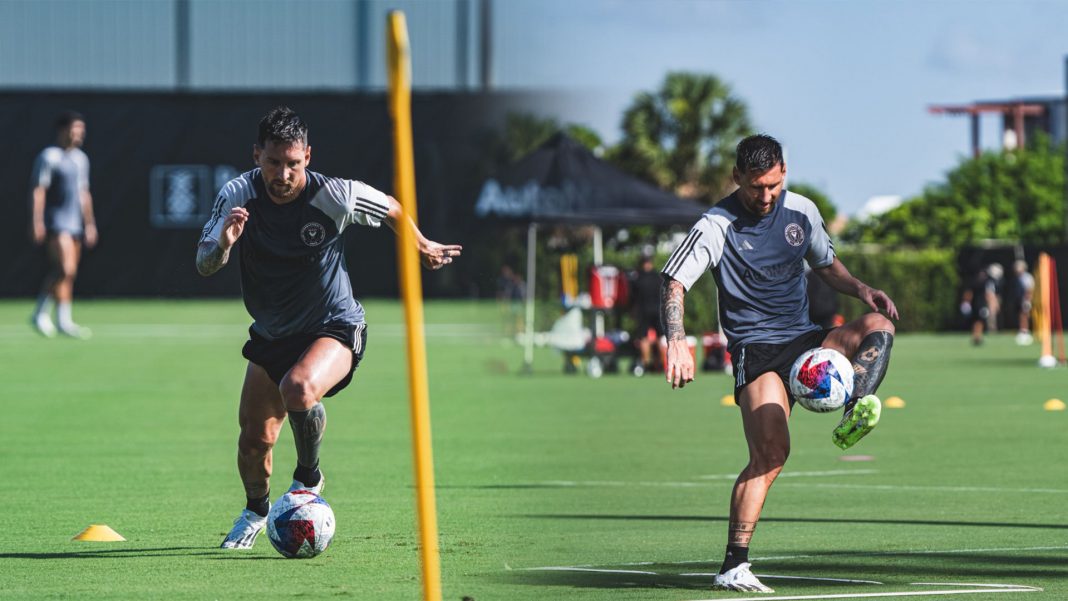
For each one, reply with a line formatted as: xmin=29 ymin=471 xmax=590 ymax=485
xmin=660 ymin=135 xmax=898 ymax=592
xmin=197 ymin=106 xmax=461 ymax=549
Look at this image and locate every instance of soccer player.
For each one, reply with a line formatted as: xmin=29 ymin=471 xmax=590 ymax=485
xmin=197 ymin=107 xmax=462 ymax=549
xmin=29 ymin=111 xmax=97 ymax=338
xmin=660 ymin=135 xmax=898 ymax=593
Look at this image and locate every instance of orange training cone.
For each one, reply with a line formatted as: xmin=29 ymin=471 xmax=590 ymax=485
xmin=72 ymin=525 xmax=126 ymax=542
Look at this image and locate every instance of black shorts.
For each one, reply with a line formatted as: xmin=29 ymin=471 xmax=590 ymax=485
xmin=242 ymin=322 xmax=367 ymax=398
xmin=636 ymin=310 xmax=663 ymax=338
xmin=731 ymin=329 xmax=832 ymax=406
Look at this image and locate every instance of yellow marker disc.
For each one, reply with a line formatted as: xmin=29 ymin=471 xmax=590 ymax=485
xmin=1044 ymin=398 xmax=1066 ymax=411
xmin=72 ymin=524 xmax=126 ymax=542
xmin=884 ymin=396 xmax=906 ymax=409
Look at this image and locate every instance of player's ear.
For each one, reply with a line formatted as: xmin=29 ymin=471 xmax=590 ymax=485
xmin=732 ymin=166 xmax=741 ymax=186
xmin=252 ymin=144 xmax=260 ymax=166
xmin=304 ymin=145 xmax=311 ymax=167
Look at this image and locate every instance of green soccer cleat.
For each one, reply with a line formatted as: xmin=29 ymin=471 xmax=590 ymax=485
xmin=832 ymin=394 xmax=881 ymax=450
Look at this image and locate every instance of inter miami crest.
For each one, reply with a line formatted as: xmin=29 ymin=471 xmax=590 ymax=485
xmin=785 ymin=223 xmax=804 ymax=247
xmin=301 ymin=222 xmax=326 ymax=247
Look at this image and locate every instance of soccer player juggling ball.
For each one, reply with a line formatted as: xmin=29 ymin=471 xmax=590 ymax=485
xmin=660 ymin=135 xmax=897 ymax=592
xmin=197 ymin=106 xmax=462 ymax=549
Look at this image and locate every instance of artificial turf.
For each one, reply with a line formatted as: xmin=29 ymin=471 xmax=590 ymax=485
xmin=0 ymin=299 xmax=1065 ymax=600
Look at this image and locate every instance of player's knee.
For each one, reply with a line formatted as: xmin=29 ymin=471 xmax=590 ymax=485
xmin=749 ymin=443 xmax=789 ymax=475
xmin=279 ymin=376 xmax=320 ymax=411
xmin=861 ymin=312 xmax=894 ymax=335
xmin=59 ymin=261 xmax=78 ymax=280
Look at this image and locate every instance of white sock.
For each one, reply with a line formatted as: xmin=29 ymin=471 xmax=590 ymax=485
xmin=57 ymin=301 xmax=74 ymax=329
xmin=33 ymin=294 xmax=54 ymax=320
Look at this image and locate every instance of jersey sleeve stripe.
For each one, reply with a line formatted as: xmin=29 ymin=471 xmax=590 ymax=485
xmin=664 ymin=230 xmax=702 ymax=277
xmin=201 ymin=173 xmax=253 ymax=242
xmin=353 ymin=197 xmax=389 ymax=219
xmin=200 ymin=194 xmax=228 ymax=242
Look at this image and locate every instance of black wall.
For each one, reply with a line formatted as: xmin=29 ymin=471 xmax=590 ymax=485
xmin=1 ymin=90 xmax=533 ymax=298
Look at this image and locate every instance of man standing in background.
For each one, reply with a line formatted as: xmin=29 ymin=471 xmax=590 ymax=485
xmin=29 ymin=111 xmax=97 ymax=339
xmin=1011 ymin=260 xmax=1035 ymax=345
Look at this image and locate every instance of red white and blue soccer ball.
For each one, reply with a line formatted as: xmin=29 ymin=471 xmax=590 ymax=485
xmin=266 ymin=489 xmax=336 ymax=559
xmin=789 ymin=347 xmax=854 ymax=413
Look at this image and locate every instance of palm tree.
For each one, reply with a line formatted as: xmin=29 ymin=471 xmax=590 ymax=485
xmin=498 ymin=113 xmax=604 ymax=163
xmin=610 ymin=72 xmax=753 ymax=204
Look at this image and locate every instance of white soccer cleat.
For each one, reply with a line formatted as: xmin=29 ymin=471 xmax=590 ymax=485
xmin=31 ymin=313 xmax=56 ymax=338
xmin=220 ymin=509 xmax=267 ymax=549
xmin=713 ymin=562 xmax=775 ymax=593
xmin=288 ymin=470 xmax=325 ymax=495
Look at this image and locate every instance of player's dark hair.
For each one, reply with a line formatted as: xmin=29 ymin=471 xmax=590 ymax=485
xmin=258 ymin=106 xmax=309 ymax=147
xmin=55 ymin=110 xmax=84 ymax=130
xmin=735 ymin=134 xmax=783 ymax=173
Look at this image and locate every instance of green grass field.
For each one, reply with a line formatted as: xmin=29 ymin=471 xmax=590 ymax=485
xmin=1 ymin=299 xmax=1066 ymax=600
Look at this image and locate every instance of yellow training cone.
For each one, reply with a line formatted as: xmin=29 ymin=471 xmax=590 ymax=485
xmin=72 ymin=525 xmax=126 ymax=542
xmin=721 ymin=394 xmax=735 ymax=406
xmin=1044 ymin=399 xmax=1066 ymax=411
xmin=884 ymin=396 xmax=906 ymax=409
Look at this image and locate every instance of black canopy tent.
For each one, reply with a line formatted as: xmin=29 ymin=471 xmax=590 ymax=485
xmin=474 ymin=133 xmax=707 ymax=370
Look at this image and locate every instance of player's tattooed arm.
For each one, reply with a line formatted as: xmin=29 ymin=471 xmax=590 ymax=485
xmin=196 ymin=207 xmax=249 ymax=276
xmin=196 ymin=240 xmax=230 ymax=276
xmin=661 ymin=277 xmax=687 ymax=341
xmin=661 ymin=276 xmax=695 ymax=389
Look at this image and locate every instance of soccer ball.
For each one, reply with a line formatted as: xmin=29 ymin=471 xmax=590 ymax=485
xmin=789 ymin=347 xmax=854 ymax=412
xmin=266 ymin=489 xmax=336 ymax=559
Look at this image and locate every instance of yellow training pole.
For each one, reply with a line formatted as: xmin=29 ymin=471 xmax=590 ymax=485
xmin=386 ymin=11 xmax=442 ymax=601
xmin=1037 ymin=253 xmax=1054 ymax=367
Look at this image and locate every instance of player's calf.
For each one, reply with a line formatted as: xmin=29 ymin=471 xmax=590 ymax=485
xmin=288 ymin=401 xmax=326 ymax=489
xmin=832 ymin=329 xmax=893 ymax=449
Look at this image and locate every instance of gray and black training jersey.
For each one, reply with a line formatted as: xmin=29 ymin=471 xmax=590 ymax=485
xmin=31 ymin=146 xmax=89 ymax=234
xmin=200 ymin=169 xmax=390 ymax=341
xmin=662 ymin=190 xmax=835 ymax=353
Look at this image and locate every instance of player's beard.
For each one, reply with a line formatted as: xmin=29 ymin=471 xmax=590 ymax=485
xmin=270 ymin=181 xmax=295 ymax=199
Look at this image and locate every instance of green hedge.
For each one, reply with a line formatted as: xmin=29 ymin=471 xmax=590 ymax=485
xmin=835 ymin=246 xmax=959 ymax=332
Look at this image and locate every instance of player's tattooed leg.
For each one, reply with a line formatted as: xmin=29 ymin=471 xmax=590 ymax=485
xmin=851 ymin=330 xmax=894 ymax=400
xmin=728 ymin=520 xmax=757 ymax=546
xmin=720 ymin=520 xmax=757 ymax=573
xmin=288 ymin=402 xmax=326 ymax=486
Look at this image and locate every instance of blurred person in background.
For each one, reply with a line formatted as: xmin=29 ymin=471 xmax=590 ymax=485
xmin=985 ymin=263 xmax=1004 ymax=333
xmin=630 ymin=253 xmax=663 ymax=375
xmin=1011 ymin=260 xmax=1035 ymax=345
xmin=806 ymin=263 xmax=841 ymax=329
xmin=197 ymin=106 xmax=461 ymax=550
xmin=496 ymin=264 xmax=525 ymax=339
xmin=28 ymin=110 xmax=97 ymax=339
xmin=961 ymin=266 xmax=998 ymax=346
xmin=660 ymin=134 xmax=898 ymax=593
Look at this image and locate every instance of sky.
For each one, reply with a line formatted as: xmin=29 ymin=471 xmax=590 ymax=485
xmin=491 ymin=0 xmax=1068 ymax=215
